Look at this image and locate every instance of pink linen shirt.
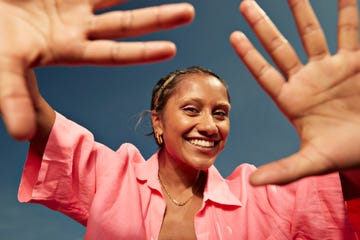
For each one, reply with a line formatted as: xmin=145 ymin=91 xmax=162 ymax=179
xmin=18 ymin=113 xmax=357 ymax=239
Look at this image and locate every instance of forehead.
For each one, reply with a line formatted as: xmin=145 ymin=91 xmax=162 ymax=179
xmin=172 ymin=73 xmax=228 ymax=101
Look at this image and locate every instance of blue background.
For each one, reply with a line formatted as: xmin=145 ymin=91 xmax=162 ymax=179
xmin=0 ymin=0 xmax=340 ymax=239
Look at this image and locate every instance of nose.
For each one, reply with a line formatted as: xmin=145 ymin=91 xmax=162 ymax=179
xmin=197 ymin=113 xmax=218 ymax=137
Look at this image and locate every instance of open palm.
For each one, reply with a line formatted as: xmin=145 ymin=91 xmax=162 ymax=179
xmin=0 ymin=0 xmax=194 ymax=140
xmin=231 ymin=0 xmax=360 ymax=185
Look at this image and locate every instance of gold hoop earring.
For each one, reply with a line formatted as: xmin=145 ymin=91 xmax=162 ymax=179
xmin=155 ymin=132 xmax=163 ymax=145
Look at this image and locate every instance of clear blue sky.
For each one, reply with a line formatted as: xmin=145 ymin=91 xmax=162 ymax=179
xmin=0 ymin=0 xmax=339 ymax=239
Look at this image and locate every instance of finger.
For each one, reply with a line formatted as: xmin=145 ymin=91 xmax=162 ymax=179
xmin=230 ymin=31 xmax=285 ymax=100
xmin=89 ymin=3 xmax=195 ymax=39
xmin=337 ymin=0 xmax=359 ymax=51
xmin=0 ymin=70 xmax=35 ymax=140
xmin=249 ymin=147 xmax=335 ymax=186
xmin=240 ymin=0 xmax=302 ymax=76
xmin=75 ymin=41 xmax=177 ymax=65
xmin=288 ymin=0 xmax=330 ymax=59
xmin=90 ymin=0 xmax=128 ymax=11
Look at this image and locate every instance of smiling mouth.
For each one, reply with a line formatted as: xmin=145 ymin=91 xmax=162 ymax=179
xmin=188 ymin=139 xmax=218 ymax=148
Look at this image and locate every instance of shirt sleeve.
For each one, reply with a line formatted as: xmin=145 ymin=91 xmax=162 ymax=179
xmin=267 ymin=173 xmax=356 ymax=239
xmin=17 ymin=112 xmax=120 ymax=226
xmin=347 ymin=199 xmax=360 ymax=235
xmin=228 ymin=164 xmax=356 ymax=238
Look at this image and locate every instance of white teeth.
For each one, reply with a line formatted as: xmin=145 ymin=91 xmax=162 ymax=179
xmin=189 ymin=139 xmax=215 ymax=148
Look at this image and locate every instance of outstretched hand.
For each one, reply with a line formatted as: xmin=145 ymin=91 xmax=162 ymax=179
xmin=230 ymin=0 xmax=360 ymax=185
xmin=0 ymin=0 xmax=194 ymax=140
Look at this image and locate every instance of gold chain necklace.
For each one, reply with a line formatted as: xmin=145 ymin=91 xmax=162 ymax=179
xmin=158 ymin=171 xmax=201 ymax=207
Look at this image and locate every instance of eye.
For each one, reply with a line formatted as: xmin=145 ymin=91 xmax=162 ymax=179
xmin=182 ymin=106 xmax=199 ymax=115
xmin=213 ymin=109 xmax=229 ymax=119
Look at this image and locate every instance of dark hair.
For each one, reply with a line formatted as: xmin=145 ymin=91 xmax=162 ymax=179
xmin=151 ymin=66 xmax=230 ymax=112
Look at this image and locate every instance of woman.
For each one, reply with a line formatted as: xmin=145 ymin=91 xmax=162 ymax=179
xmin=1 ymin=0 xmax=359 ymax=186
xmin=0 ymin=0 xmax=359 ymax=238
xmin=19 ymin=66 xmax=357 ymax=239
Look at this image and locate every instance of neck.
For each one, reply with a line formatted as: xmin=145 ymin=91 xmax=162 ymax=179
xmin=158 ymin=149 xmax=203 ymax=194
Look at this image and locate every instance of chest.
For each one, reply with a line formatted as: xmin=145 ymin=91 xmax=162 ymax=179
xmin=158 ymin=195 xmax=203 ymax=240
xmin=85 ymin=178 xmax=290 ymax=240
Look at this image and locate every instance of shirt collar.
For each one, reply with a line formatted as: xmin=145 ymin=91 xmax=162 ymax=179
xmin=134 ymin=150 xmax=161 ymax=192
xmin=134 ymin=150 xmax=242 ymax=207
xmin=204 ymin=165 xmax=242 ymax=207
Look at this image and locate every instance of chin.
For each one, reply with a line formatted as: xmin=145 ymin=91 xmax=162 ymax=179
xmin=190 ymin=158 xmax=216 ymax=170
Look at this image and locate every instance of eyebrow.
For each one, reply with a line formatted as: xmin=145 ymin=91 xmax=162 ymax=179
xmin=217 ymin=102 xmax=231 ymax=109
xmin=216 ymin=103 xmax=231 ymax=112
xmin=178 ymin=97 xmax=231 ymax=109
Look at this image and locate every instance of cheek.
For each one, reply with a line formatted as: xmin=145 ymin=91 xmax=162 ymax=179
xmin=162 ymin=118 xmax=190 ymax=142
xmin=164 ymin=114 xmax=193 ymax=133
xmin=220 ymin=121 xmax=230 ymax=138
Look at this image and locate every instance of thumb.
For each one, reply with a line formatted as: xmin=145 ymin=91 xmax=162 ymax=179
xmin=0 ymin=70 xmax=36 ymax=141
xmin=249 ymin=149 xmax=334 ymax=186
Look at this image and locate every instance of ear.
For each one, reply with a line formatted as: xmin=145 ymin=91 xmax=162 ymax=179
xmin=151 ymin=110 xmax=163 ymax=134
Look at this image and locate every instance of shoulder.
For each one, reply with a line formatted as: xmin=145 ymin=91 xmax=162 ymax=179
xmin=223 ymin=163 xmax=337 ymax=204
xmin=226 ymin=163 xmax=257 ymax=182
xmin=115 ymin=143 xmax=147 ymax=164
xmin=94 ymin=143 xmax=147 ymax=176
xmin=116 ymin=142 xmax=141 ymax=154
xmin=228 ymin=164 xmax=344 ymax=209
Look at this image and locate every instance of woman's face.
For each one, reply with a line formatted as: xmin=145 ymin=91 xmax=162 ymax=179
xmin=153 ymin=73 xmax=231 ymax=170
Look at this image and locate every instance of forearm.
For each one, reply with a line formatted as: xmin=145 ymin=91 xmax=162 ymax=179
xmin=340 ymin=169 xmax=360 ymax=201
xmin=26 ymin=70 xmax=56 ymax=157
